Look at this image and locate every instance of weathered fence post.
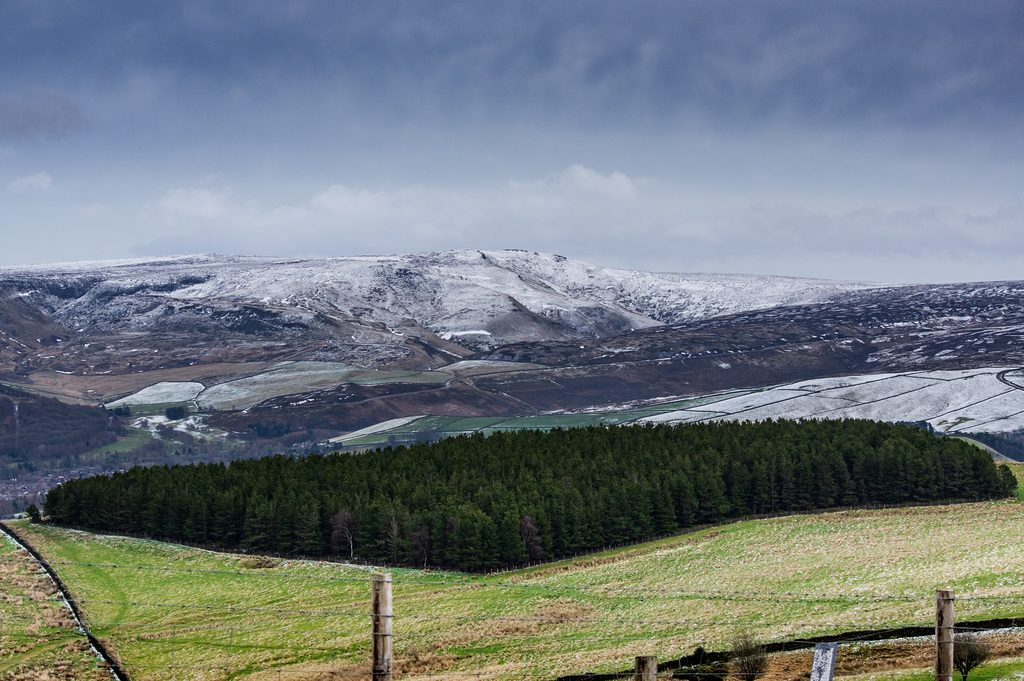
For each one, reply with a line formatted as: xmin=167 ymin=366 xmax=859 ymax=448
xmin=635 ymin=655 xmax=657 ymax=681
xmin=810 ymin=642 xmax=838 ymax=681
xmin=935 ymin=589 xmax=955 ymax=681
xmin=372 ymin=573 xmax=393 ymax=681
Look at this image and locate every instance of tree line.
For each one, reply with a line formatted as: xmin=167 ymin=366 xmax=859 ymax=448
xmin=0 ymin=394 xmax=122 ymax=476
xmin=44 ymin=419 xmax=1017 ymax=572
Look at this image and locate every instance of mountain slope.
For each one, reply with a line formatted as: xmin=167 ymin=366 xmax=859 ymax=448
xmin=0 ymin=250 xmax=877 ymax=378
xmin=2 ymin=250 xmax=1024 ymax=487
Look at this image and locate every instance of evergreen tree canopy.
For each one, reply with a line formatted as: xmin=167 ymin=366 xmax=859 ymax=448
xmin=45 ymin=419 xmax=1016 ymax=572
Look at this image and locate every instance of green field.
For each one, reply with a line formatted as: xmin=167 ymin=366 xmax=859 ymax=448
xmin=83 ymin=428 xmax=156 ymax=456
xmin=0 ymin=531 xmax=109 ymax=679
xmin=6 ymin=496 xmax=1024 ymax=681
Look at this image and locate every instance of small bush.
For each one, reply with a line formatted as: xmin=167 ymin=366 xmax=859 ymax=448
xmin=164 ymin=406 xmax=189 ymax=420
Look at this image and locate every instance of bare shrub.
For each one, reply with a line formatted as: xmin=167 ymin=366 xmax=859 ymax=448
xmin=954 ymin=633 xmax=991 ymax=681
xmin=396 ymin=650 xmax=463 ymax=675
xmin=730 ymin=632 xmax=768 ymax=681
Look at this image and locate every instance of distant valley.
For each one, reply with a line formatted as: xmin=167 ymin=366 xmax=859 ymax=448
xmin=2 ymin=249 xmax=1023 ymax=500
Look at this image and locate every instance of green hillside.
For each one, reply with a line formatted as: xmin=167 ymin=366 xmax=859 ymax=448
xmin=6 ymin=497 xmax=1024 ymax=680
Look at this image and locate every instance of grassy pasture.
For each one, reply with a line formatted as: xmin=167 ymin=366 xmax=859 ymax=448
xmin=0 ymin=530 xmax=109 ymax=679
xmin=6 ymin=498 xmax=1024 ymax=681
xmin=80 ymin=428 xmax=155 ymax=457
xmin=195 ymin=363 xmax=449 ymax=411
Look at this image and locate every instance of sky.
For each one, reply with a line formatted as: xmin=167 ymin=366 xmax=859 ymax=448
xmin=1 ymin=1 xmax=1023 ymax=283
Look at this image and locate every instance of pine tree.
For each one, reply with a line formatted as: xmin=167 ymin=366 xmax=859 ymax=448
xmin=295 ymin=499 xmax=323 ymax=555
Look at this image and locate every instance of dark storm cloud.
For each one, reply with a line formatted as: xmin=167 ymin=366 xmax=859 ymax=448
xmin=0 ymin=91 xmax=86 ymax=140
xmin=3 ymin=1 xmax=1022 ymax=132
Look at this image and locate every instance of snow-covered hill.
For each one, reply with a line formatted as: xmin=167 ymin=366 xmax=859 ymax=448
xmin=3 ymin=249 xmax=1024 ymax=486
xmin=643 ymin=368 xmax=1024 ymax=434
xmin=0 ymin=249 xmax=879 ymax=356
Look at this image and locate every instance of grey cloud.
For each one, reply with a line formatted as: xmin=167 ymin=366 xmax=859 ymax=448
xmin=128 ymin=170 xmax=1024 ymax=285
xmin=0 ymin=91 xmax=86 ymax=140
xmin=3 ymin=2 xmax=1022 ymax=133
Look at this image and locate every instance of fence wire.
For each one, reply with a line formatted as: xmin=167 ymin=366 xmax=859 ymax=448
xmin=3 ymin=529 xmax=1024 ymax=681
xmin=8 ymin=555 xmax=1018 ymax=604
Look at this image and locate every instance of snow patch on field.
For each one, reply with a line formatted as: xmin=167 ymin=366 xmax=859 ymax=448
xmin=195 ymin=362 xmax=371 ymax=410
xmin=195 ymin=361 xmax=444 ymax=411
xmin=642 ymin=367 xmax=1024 ymax=433
xmin=109 ymin=381 xmax=205 ymax=406
xmin=329 ymin=416 xmax=427 ymax=443
xmin=132 ymin=414 xmax=226 ymax=440
xmin=442 ymin=359 xmax=546 ymax=374
xmin=440 ymin=330 xmax=492 ymax=339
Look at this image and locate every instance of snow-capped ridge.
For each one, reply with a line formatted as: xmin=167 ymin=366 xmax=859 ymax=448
xmin=0 ymin=249 xmax=884 ymax=360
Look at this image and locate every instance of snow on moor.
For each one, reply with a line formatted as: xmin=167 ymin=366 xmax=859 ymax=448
xmin=108 ymin=381 xmax=205 ymax=407
xmin=194 ymin=361 xmax=447 ymax=411
xmin=642 ymin=368 xmax=1024 ymax=434
xmin=6 ymin=250 xmax=1023 ymax=437
xmin=0 ymin=250 xmax=882 ymax=348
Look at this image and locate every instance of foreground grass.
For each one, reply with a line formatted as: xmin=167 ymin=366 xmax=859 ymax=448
xmin=0 ymin=531 xmax=109 ymax=680
xmin=8 ymin=500 xmax=1024 ymax=681
xmin=841 ymin=657 xmax=1024 ymax=681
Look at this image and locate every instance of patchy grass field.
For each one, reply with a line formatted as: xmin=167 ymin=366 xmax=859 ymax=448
xmin=194 ymin=362 xmax=449 ymax=411
xmin=6 ymin=498 xmax=1024 ymax=681
xmin=82 ymin=428 xmax=155 ymax=457
xmin=0 ymin=530 xmax=110 ymax=680
xmin=7 ymin=363 xmax=278 ymax=405
xmin=338 ymin=393 xmax=746 ymax=448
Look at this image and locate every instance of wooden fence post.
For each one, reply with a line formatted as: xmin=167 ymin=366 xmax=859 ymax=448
xmin=635 ymin=655 xmax=657 ymax=681
xmin=935 ymin=589 xmax=954 ymax=681
xmin=372 ymin=574 xmax=393 ymax=681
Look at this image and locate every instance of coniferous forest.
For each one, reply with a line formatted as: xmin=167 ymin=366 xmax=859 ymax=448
xmin=45 ymin=420 xmax=1017 ymax=572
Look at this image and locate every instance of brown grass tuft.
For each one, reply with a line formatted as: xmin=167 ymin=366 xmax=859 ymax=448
xmin=240 ymin=555 xmax=281 ymax=569
xmin=536 ymin=596 xmax=594 ymax=623
xmin=397 ymin=650 xmax=465 ymax=675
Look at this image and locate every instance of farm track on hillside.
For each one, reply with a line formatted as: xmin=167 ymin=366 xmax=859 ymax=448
xmin=997 ymin=369 xmax=1024 ymax=391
